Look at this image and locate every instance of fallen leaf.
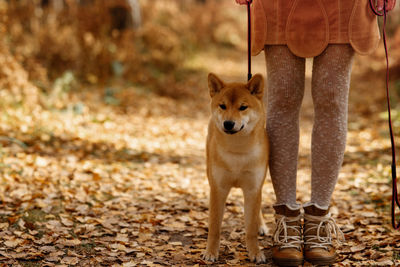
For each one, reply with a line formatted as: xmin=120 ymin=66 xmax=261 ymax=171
xmin=61 ymin=256 xmax=79 ymax=265
xmin=4 ymin=239 xmax=22 ymax=248
xmin=350 ymin=244 xmax=366 ymax=253
xmin=60 ymin=217 xmax=74 ymax=227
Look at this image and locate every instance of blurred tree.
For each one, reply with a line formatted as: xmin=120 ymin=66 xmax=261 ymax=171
xmin=129 ymin=0 xmax=141 ymax=29
xmin=79 ymin=0 xmax=141 ymax=30
xmin=38 ymin=0 xmax=142 ymax=30
xmin=108 ymin=0 xmax=141 ymax=30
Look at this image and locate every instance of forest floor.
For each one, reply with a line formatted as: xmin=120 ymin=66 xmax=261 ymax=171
xmin=1 ymin=43 xmax=400 ymax=266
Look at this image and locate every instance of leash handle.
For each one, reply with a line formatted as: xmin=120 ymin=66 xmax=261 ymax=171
xmin=247 ymin=0 xmax=252 ymax=81
xmin=369 ymin=0 xmax=400 ymax=229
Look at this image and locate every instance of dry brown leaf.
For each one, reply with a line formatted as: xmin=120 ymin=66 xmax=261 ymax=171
xmin=60 ymin=217 xmax=74 ymax=227
xmin=60 ymin=239 xmax=81 ymax=246
xmin=350 ymin=244 xmax=366 ymax=253
xmin=4 ymin=238 xmax=23 ymax=248
xmin=115 ymin=233 xmax=129 ymax=243
xmin=40 ymin=246 xmax=57 ymax=253
xmin=61 ymin=256 xmax=79 ymax=265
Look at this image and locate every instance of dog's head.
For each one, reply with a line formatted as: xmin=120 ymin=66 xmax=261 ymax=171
xmin=208 ymin=73 xmax=265 ymax=135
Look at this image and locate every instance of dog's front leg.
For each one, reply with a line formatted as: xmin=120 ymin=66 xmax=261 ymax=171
xmin=258 ymin=210 xmax=268 ymax=236
xmin=203 ymin=186 xmax=230 ymax=262
xmin=243 ymin=188 xmax=266 ymax=263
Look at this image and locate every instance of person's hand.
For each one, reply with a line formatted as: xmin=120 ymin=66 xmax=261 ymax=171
xmin=235 ymin=0 xmax=252 ymax=5
xmin=377 ymin=0 xmax=396 ymax=11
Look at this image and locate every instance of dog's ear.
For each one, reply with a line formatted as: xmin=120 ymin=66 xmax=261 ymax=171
xmin=208 ymin=73 xmax=224 ymax=97
xmin=247 ymin=74 xmax=264 ymax=99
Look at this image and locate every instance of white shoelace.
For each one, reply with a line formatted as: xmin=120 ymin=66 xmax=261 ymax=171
xmin=273 ymin=215 xmax=303 ymax=250
xmin=303 ymin=213 xmax=345 ymax=250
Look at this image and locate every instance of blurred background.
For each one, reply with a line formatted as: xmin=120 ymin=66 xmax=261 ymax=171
xmin=0 ymin=0 xmax=399 ymax=109
xmin=0 ymin=0 xmax=252 ymax=105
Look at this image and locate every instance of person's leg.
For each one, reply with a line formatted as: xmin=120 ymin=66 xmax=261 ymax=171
xmin=265 ymin=45 xmax=305 ymax=266
xmin=309 ymin=44 xmax=355 ymax=209
xmin=304 ymin=44 xmax=354 ymax=265
xmin=264 ymin=45 xmax=305 ymax=208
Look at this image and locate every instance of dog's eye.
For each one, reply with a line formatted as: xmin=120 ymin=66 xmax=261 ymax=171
xmin=219 ymin=104 xmax=226 ymax=110
xmin=239 ymin=105 xmax=248 ymax=111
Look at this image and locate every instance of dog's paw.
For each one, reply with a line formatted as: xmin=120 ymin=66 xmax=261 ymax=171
xmin=258 ymin=224 xmax=268 ymax=236
xmin=249 ymin=250 xmax=266 ymax=264
xmin=202 ymin=250 xmax=218 ymax=262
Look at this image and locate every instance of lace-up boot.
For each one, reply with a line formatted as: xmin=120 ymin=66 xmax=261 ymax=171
xmin=272 ymin=205 xmax=303 ymax=266
xmin=303 ymin=204 xmax=344 ymax=266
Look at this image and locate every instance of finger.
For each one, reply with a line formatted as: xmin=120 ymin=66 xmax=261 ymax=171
xmin=236 ymin=0 xmax=247 ymax=4
xmin=377 ymin=0 xmax=384 ymax=10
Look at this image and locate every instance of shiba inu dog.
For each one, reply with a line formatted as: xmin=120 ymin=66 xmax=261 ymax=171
xmin=203 ymin=73 xmax=269 ymax=263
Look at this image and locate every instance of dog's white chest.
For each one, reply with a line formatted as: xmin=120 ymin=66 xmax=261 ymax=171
xmin=214 ymin=145 xmax=265 ymax=183
xmin=218 ymin=147 xmax=259 ymax=169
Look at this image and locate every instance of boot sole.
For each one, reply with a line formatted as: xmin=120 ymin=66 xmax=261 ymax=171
xmin=305 ymin=256 xmax=336 ymax=266
xmin=273 ymin=257 xmax=304 ymax=267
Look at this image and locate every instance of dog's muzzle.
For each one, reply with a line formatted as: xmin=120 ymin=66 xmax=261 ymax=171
xmin=223 ymin=123 xmax=244 ymax=135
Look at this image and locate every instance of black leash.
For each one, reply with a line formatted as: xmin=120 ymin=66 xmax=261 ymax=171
xmin=369 ymin=0 xmax=400 ymax=229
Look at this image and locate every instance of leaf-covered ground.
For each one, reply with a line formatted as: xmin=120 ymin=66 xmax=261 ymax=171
xmin=1 ymin=47 xmax=400 ymax=267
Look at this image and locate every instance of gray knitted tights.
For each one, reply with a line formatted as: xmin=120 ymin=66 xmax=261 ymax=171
xmin=265 ymin=44 xmax=355 ymax=210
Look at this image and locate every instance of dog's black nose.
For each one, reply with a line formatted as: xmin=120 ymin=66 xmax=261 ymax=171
xmin=223 ymin=120 xmax=235 ymax=131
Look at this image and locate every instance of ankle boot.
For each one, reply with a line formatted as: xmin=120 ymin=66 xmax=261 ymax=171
xmin=303 ymin=204 xmax=344 ymax=266
xmin=272 ymin=205 xmax=303 ymax=267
